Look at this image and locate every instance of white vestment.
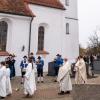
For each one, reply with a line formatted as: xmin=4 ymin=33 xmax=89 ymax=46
xmin=6 ymin=68 xmax=12 ymax=95
xmin=57 ymin=62 xmax=72 ymax=92
xmin=75 ymin=58 xmax=87 ymax=84
xmin=24 ymin=63 xmax=36 ymax=95
xmin=0 ymin=66 xmax=7 ymax=97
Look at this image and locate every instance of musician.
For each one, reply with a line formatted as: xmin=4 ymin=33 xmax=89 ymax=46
xmin=36 ymin=56 xmax=44 ymax=83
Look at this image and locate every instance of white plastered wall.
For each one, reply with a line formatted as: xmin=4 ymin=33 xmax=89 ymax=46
xmin=0 ymin=13 xmax=31 ymax=75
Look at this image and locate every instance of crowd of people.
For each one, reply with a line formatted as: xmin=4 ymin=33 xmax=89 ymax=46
xmin=0 ymin=52 xmax=45 ymax=99
xmin=5 ymin=54 xmax=16 ymax=79
xmin=0 ymin=52 xmax=95 ymax=99
xmin=0 ymin=61 xmax=12 ymax=99
xmin=83 ymin=54 xmax=96 ymax=77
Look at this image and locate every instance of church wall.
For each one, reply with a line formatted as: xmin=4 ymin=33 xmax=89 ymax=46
xmin=60 ymin=0 xmax=79 ymax=63
xmin=60 ymin=0 xmax=78 ymax=18
xmin=61 ymin=18 xmax=79 ymax=63
xmin=0 ymin=0 xmax=79 ymax=75
xmin=29 ymin=4 xmax=79 ymax=71
xmin=29 ymin=5 xmax=64 ymax=71
xmin=0 ymin=13 xmax=32 ymax=75
xmin=10 ymin=17 xmax=31 ymax=76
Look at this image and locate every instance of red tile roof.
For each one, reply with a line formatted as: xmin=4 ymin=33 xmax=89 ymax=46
xmin=0 ymin=0 xmax=34 ymax=17
xmin=0 ymin=0 xmax=65 ymax=17
xmin=25 ymin=0 xmax=65 ymax=10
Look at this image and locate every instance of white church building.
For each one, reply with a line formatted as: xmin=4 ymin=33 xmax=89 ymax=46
xmin=0 ymin=0 xmax=79 ymax=75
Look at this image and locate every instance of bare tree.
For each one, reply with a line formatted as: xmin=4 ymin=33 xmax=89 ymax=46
xmin=87 ymin=31 xmax=100 ymax=54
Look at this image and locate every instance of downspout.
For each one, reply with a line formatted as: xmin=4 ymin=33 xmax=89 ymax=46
xmin=28 ymin=17 xmax=33 ymax=56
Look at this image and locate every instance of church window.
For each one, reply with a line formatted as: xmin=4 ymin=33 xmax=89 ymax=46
xmin=66 ymin=23 xmax=69 ymax=34
xmin=0 ymin=21 xmax=8 ymax=51
xmin=65 ymin=0 xmax=69 ymax=6
xmin=38 ymin=26 xmax=45 ymax=51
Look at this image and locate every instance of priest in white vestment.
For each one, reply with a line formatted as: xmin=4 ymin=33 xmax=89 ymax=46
xmin=75 ymin=56 xmax=87 ymax=84
xmin=24 ymin=58 xmax=36 ymax=97
xmin=0 ymin=62 xmax=7 ymax=99
xmin=57 ymin=58 xmax=72 ymax=95
xmin=6 ymin=67 xmax=12 ymax=96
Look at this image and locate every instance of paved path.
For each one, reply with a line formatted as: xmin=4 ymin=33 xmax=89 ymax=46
xmin=5 ymin=74 xmax=100 ymax=100
xmin=5 ymin=74 xmax=72 ymax=100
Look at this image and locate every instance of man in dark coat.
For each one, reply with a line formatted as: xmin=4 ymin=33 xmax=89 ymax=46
xmin=36 ymin=56 xmax=44 ymax=83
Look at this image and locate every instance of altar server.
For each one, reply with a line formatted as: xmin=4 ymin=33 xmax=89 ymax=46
xmin=6 ymin=65 xmax=12 ymax=96
xmin=24 ymin=58 xmax=36 ymax=97
xmin=57 ymin=58 xmax=72 ymax=95
xmin=75 ymin=56 xmax=87 ymax=84
xmin=0 ymin=61 xmax=7 ymax=99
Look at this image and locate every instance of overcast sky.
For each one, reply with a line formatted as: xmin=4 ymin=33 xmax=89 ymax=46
xmin=78 ymin=0 xmax=100 ymax=48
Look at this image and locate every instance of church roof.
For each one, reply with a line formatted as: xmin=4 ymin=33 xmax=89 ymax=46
xmin=25 ymin=0 xmax=65 ymax=10
xmin=0 ymin=0 xmax=34 ymax=17
xmin=0 ymin=0 xmax=65 ymax=17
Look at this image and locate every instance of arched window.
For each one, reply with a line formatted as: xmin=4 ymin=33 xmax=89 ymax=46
xmin=66 ymin=23 xmax=69 ymax=34
xmin=65 ymin=0 xmax=69 ymax=6
xmin=38 ymin=26 xmax=45 ymax=51
xmin=0 ymin=21 xmax=8 ymax=51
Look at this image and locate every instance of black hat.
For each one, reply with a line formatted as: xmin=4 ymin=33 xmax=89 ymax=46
xmin=56 ymin=54 xmax=60 ymax=57
xmin=30 ymin=52 xmax=34 ymax=55
xmin=12 ymin=54 xmax=16 ymax=57
xmin=9 ymin=54 xmax=12 ymax=56
xmin=38 ymin=56 xmax=41 ymax=59
xmin=23 ymin=56 xmax=27 ymax=58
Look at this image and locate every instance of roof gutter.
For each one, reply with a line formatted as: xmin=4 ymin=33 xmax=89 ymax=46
xmin=28 ymin=17 xmax=33 ymax=56
xmin=0 ymin=11 xmax=33 ymax=17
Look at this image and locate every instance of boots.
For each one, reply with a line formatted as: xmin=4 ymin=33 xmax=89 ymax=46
xmin=58 ymin=91 xmax=71 ymax=95
xmin=58 ymin=91 xmax=64 ymax=95
xmin=41 ymin=77 xmax=44 ymax=83
xmin=37 ymin=77 xmax=40 ymax=83
xmin=37 ymin=77 xmax=44 ymax=83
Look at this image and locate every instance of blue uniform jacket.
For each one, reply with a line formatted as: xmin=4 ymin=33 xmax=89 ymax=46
xmin=36 ymin=60 xmax=44 ymax=69
xmin=54 ymin=57 xmax=63 ymax=67
xmin=20 ymin=60 xmax=28 ymax=69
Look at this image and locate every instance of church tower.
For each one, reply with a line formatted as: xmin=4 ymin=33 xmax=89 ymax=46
xmin=59 ymin=0 xmax=78 ymax=19
xmin=59 ymin=0 xmax=79 ymax=61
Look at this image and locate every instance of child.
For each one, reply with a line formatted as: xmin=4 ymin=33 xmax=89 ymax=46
xmin=36 ymin=56 xmax=44 ymax=83
xmin=24 ymin=58 xmax=36 ymax=98
xmin=0 ymin=61 xmax=7 ymax=99
xmin=6 ymin=64 xmax=12 ymax=96
xmin=20 ymin=56 xmax=28 ymax=84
